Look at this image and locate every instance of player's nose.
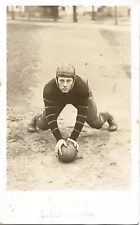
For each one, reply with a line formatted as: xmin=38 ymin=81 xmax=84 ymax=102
xmin=63 ymin=81 xmax=67 ymax=87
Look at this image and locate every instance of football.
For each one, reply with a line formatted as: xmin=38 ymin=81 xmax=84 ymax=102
xmin=58 ymin=141 xmax=78 ymax=163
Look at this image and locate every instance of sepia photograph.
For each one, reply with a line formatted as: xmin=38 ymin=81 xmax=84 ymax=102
xmin=7 ymin=5 xmax=131 ymax=191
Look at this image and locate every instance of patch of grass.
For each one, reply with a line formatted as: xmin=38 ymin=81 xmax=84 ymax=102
xmin=7 ymin=24 xmax=40 ymax=107
xmin=7 ymin=133 xmax=24 ymax=142
xmin=99 ymin=28 xmax=131 ymax=79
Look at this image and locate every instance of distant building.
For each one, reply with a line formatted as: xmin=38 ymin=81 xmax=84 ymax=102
xmin=59 ymin=6 xmax=99 ymax=17
xmin=7 ymin=6 xmax=25 ymax=12
xmin=7 ymin=6 xmax=130 ymax=19
xmin=101 ymin=6 xmax=130 ymax=17
xmin=59 ymin=6 xmax=130 ymax=17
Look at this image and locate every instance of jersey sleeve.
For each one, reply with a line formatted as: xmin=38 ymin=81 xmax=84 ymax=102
xmin=43 ymin=85 xmax=62 ymax=142
xmin=69 ymin=98 xmax=88 ymax=141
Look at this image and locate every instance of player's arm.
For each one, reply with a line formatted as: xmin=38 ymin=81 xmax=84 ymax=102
xmin=43 ymin=86 xmax=63 ymax=142
xmin=70 ymin=98 xmax=88 ymax=141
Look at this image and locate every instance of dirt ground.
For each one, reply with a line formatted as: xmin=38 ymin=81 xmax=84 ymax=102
xmin=7 ymin=21 xmax=131 ymax=190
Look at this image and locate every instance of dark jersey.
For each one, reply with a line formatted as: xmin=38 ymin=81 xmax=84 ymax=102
xmin=43 ymin=75 xmax=89 ymax=141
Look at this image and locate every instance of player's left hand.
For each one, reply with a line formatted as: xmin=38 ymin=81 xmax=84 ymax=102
xmin=67 ymin=138 xmax=79 ymax=151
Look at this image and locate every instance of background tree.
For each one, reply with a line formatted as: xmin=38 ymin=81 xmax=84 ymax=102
xmin=39 ymin=6 xmax=59 ymax=21
xmin=52 ymin=6 xmax=59 ymax=21
xmin=91 ymin=6 xmax=95 ymax=21
xmin=114 ymin=6 xmax=118 ymax=25
xmin=73 ymin=6 xmax=78 ymax=22
xmin=25 ymin=6 xmax=31 ymax=21
xmin=11 ymin=6 xmax=15 ymax=20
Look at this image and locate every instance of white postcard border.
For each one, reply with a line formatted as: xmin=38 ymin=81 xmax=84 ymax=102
xmin=0 ymin=1 xmax=139 ymax=224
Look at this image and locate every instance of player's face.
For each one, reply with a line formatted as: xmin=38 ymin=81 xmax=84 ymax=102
xmin=57 ymin=77 xmax=74 ymax=93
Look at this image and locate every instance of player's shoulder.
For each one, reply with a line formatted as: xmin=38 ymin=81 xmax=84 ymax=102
xmin=75 ymin=74 xmax=89 ymax=89
xmin=74 ymin=75 xmax=89 ymax=97
xmin=75 ymin=74 xmax=88 ymax=84
xmin=43 ymin=78 xmax=57 ymax=97
xmin=44 ymin=78 xmax=56 ymax=91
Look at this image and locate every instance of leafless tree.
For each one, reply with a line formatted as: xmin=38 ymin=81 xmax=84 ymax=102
xmin=26 ymin=6 xmax=31 ymax=21
xmin=11 ymin=6 xmax=15 ymax=20
xmin=91 ymin=6 xmax=95 ymax=21
xmin=53 ymin=6 xmax=59 ymax=21
xmin=73 ymin=6 xmax=78 ymax=22
xmin=114 ymin=6 xmax=118 ymax=25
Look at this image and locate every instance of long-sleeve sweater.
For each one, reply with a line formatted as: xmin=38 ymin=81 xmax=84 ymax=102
xmin=43 ymin=75 xmax=89 ymax=141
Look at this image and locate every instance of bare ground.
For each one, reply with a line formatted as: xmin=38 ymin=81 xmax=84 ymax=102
xmin=7 ymin=22 xmax=131 ymax=190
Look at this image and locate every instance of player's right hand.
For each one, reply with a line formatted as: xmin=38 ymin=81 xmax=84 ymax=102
xmin=55 ymin=139 xmax=67 ymax=156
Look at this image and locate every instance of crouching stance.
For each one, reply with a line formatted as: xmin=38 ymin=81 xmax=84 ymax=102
xmin=28 ymin=63 xmax=117 ymax=155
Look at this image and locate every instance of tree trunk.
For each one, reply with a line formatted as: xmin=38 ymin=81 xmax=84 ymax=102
xmin=27 ymin=6 xmax=31 ymax=21
xmin=114 ymin=6 xmax=118 ymax=25
xmin=73 ymin=6 xmax=78 ymax=22
xmin=53 ymin=6 xmax=59 ymax=21
xmin=18 ymin=6 xmax=22 ymax=17
xmin=91 ymin=6 xmax=95 ymax=21
xmin=11 ymin=7 xmax=15 ymax=20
